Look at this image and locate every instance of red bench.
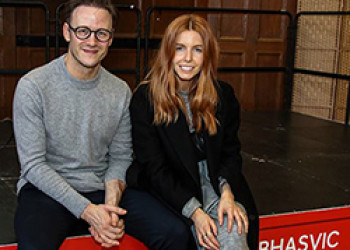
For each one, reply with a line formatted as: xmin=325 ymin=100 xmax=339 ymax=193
xmin=0 ymin=234 xmax=148 ymax=250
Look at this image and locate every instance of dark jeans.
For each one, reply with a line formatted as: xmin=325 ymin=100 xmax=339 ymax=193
xmin=15 ymin=183 xmax=191 ymax=250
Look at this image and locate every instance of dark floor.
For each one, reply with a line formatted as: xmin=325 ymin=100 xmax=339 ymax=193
xmin=240 ymin=111 xmax=350 ymax=215
xmin=0 ymin=119 xmax=18 ymax=244
xmin=1 ymin=111 xmax=350 ymax=244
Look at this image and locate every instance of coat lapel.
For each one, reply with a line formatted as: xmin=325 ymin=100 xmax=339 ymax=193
xmin=204 ymin=108 xmax=223 ymax=176
xmin=164 ymin=112 xmax=200 ymax=186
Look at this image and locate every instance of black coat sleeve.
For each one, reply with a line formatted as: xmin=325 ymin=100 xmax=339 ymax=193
xmin=215 ymin=81 xmax=244 ymax=197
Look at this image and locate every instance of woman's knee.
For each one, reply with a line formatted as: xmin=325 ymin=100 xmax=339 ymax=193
xmin=217 ymin=223 xmax=249 ymax=250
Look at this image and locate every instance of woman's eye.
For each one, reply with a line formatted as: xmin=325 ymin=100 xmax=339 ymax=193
xmin=194 ymin=47 xmax=203 ymax=53
xmin=175 ymin=46 xmax=184 ymax=51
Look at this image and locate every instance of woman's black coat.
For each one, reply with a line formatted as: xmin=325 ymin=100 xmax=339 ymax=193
xmin=126 ymin=81 xmax=259 ymax=249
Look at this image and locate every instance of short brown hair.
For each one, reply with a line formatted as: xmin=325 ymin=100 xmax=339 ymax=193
xmin=65 ymin=0 xmax=117 ymax=26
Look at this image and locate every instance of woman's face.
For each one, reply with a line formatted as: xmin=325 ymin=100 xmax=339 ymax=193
xmin=172 ymin=30 xmax=204 ymax=87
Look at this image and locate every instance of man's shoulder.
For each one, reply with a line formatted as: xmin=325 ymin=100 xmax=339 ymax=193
xmin=20 ymin=57 xmax=61 ymax=87
xmin=100 ymin=67 xmax=131 ymax=93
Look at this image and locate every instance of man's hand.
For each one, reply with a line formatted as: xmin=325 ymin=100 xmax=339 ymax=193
xmin=89 ymin=218 xmax=125 ymax=248
xmin=105 ymin=179 xmax=126 ymax=226
xmin=87 ymin=179 xmax=127 ymax=247
xmin=81 ymin=203 xmax=126 ymax=247
xmin=82 ymin=179 xmax=127 ymax=247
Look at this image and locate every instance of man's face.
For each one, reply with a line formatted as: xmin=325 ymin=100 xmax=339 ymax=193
xmin=63 ymin=6 xmax=113 ymax=76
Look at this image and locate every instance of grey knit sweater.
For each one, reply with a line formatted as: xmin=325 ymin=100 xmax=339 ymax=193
xmin=13 ymin=55 xmax=132 ymax=218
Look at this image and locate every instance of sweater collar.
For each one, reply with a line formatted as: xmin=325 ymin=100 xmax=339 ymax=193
xmin=59 ymin=54 xmax=101 ymax=89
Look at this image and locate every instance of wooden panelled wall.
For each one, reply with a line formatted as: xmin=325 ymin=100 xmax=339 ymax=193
xmin=0 ymin=0 xmax=297 ymax=120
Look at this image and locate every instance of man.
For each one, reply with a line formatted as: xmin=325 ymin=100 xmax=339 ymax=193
xmin=13 ymin=0 xmax=190 ymax=249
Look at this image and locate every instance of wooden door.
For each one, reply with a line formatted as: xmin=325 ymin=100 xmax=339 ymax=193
xmin=0 ymin=3 xmax=55 ymax=120
xmin=0 ymin=6 xmax=17 ymax=119
xmin=208 ymin=0 xmax=296 ymax=110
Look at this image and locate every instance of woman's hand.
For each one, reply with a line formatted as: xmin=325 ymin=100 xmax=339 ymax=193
xmin=218 ymin=184 xmax=248 ymax=234
xmin=191 ymin=208 xmax=220 ymax=250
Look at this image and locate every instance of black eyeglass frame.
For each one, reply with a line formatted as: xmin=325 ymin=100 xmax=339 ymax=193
xmin=67 ymin=23 xmax=114 ymax=43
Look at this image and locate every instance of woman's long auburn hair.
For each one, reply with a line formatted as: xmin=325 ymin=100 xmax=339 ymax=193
xmin=144 ymin=14 xmax=220 ymax=135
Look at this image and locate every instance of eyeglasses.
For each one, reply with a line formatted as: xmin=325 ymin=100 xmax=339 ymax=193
xmin=67 ymin=23 xmax=113 ymax=43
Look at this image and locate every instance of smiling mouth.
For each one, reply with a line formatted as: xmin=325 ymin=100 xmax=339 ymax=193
xmin=180 ymin=66 xmax=195 ymax=71
xmin=82 ymin=48 xmax=98 ymax=54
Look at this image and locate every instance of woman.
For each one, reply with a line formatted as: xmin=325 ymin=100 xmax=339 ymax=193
xmin=127 ymin=14 xmax=259 ymax=250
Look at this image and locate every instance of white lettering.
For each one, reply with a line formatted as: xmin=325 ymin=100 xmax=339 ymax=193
xmin=259 ymin=240 xmax=269 ymax=250
xmin=310 ymin=233 xmax=322 ymax=250
xmin=298 ymin=235 xmax=308 ymax=250
xmin=259 ymin=230 xmax=341 ymax=250
xmin=327 ymin=231 xmax=340 ymax=248
xmin=271 ymin=239 xmax=284 ymax=250
xmin=286 ymin=237 xmax=296 ymax=250
xmin=321 ymin=232 xmax=326 ymax=249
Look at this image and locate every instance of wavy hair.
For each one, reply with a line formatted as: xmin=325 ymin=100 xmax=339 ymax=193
xmin=144 ymin=14 xmax=220 ymax=135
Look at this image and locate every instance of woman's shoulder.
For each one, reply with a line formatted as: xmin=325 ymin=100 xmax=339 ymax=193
xmin=134 ymin=82 xmax=149 ymax=93
xmin=132 ymin=83 xmax=149 ymax=99
xmin=216 ymin=80 xmax=236 ymax=98
xmin=131 ymin=83 xmax=152 ymax=109
xmin=217 ymin=80 xmax=231 ymax=88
